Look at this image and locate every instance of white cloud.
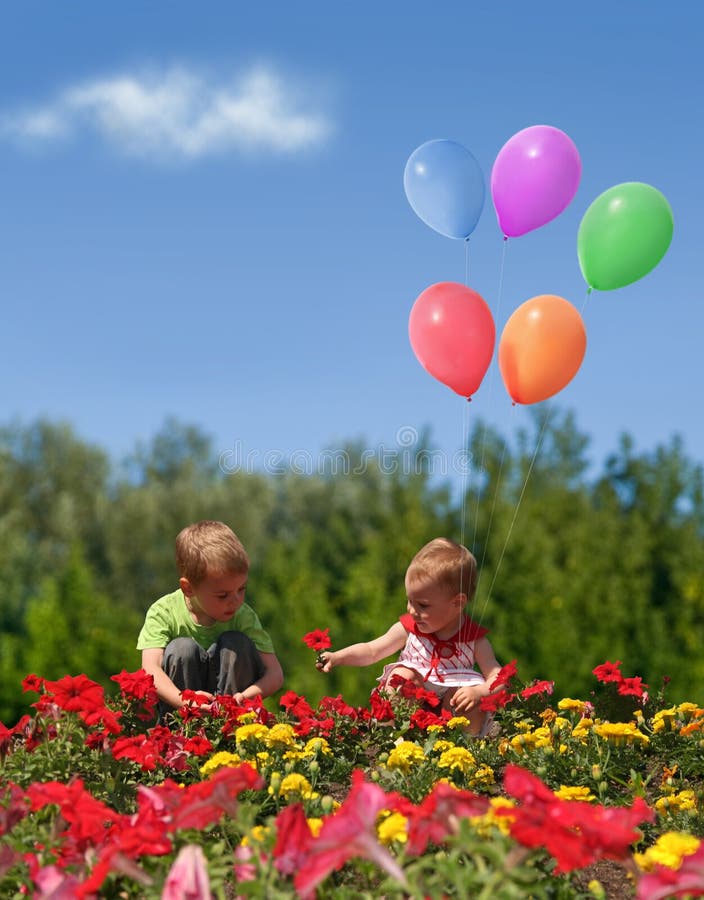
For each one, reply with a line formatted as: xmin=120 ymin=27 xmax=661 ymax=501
xmin=0 ymin=65 xmax=333 ymax=160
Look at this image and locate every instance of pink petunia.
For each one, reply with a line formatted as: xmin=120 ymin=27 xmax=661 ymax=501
xmin=294 ymin=770 xmax=407 ymax=898
xmin=636 ymin=841 xmax=704 ymax=900
xmin=162 ymin=844 xmax=211 ymax=900
xmin=273 ymin=803 xmax=314 ymax=875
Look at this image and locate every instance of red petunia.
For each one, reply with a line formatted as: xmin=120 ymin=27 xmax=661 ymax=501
xmin=480 ymin=689 xmax=516 ymax=711
xmin=405 ymin=781 xmax=489 ymax=855
xmin=497 ymin=765 xmax=654 ymax=874
xmin=302 ymin=629 xmax=332 ymax=651
xmin=520 ymin=680 xmax=555 ymax=699
xmin=618 ymin=676 xmax=648 ymax=698
xmin=21 ymin=674 xmax=44 ymax=694
xmin=592 ymin=660 xmax=623 ymax=683
xmin=410 ymin=708 xmax=452 ymax=730
xmin=369 ymin=689 xmax=395 ymax=723
xmin=280 ymin=691 xmax=315 ymax=719
xmin=43 ymin=674 xmax=105 ymax=713
xmin=490 ymin=659 xmax=518 ymax=690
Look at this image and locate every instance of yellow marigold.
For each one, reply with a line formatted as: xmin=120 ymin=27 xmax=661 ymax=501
xmin=437 ymin=746 xmax=476 ymax=774
xmin=540 ymin=708 xmax=557 ymax=725
xmin=431 ymin=739 xmax=457 ymax=755
xmin=558 ymin=698 xmax=588 ymax=714
xmin=235 ymin=723 xmax=269 ymax=745
xmin=554 ymin=785 xmax=596 ymax=802
xmin=272 ymin=773 xmax=318 ymax=800
xmin=265 ymin=723 xmax=299 ymax=749
xmin=571 ymin=717 xmax=594 ymax=741
xmin=676 ymin=702 xmax=702 ymax=717
xmin=509 ymin=727 xmax=552 ymax=754
xmin=470 ymin=796 xmax=514 ymax=836
xmin=634 ymin=832 xmax=701 ymax=871
xmin=283 ymin=749 xmax=306 ymax=762
xmin=307 ymin=817 xmax=324 ymax=837
xmin=655 ymin=790 xmax=697 ymax=814
xmin=377 ymin=810 xmax=408 ymax=845
xmin=552 ymin=716 xmax=571 ymax=731
xmin=303 ymin=737 xmax=332 ymax=757
xmin=593 ymin=722 xmax=650 ymax=747
xmin=446 ymin=716 xmax=471 ymax=729
xmin=386 ymin=740 xmax=426 ymax=773
xmin=652 ymin=707 xmax=678 ymax=734
xmin=468 ymin=764 xmax=495 ymax=788
xmin=240 ymin=824 xmax=270 ymax=847
xmin=199 ymin=750 xmax=242 ymax=776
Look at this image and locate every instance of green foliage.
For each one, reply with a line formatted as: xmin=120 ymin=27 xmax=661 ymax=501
xmin=0 ymin=411 xmax=703 ymax=725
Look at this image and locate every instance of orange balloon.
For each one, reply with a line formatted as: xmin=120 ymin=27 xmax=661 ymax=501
xmin=498 ymin=294 xmax=586 ymax=405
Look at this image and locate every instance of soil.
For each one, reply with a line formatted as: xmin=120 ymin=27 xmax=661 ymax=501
xmin=572 ymin=860 xmax=636 ymax=898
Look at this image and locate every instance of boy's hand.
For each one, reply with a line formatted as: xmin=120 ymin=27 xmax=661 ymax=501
xmin=181 ymin=690 xmax=215 ymax=708
xmin=316 ymin=651 xmax=335 ymax=673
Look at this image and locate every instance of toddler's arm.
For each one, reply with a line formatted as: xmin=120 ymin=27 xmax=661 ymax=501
xmin=447 ymin=637 xmax=503 ymax=717
xmin=317 ymin=621 xmax=407 ymax=673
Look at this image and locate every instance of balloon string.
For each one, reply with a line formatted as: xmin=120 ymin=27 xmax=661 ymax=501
xmin=464 ymin=238 xmax=471 ymax=286
xmin=458 ymin=398 xmax=471 ymax=595
xmin=470 ymin=418 xmax=510 ymax=631
xmin=469 ymin=235 xmax=509 ymax=570
xmin=479 ymin=401 xmax=554 ymax=622
xmin=580 ymin=285 xmax=591 ymax=315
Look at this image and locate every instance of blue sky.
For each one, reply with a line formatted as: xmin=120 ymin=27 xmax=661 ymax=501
xmin=1 ymin=1 xmax=701 ymax=482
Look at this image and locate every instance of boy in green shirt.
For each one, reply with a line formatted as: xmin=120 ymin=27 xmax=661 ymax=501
xmin=137 ymin=520 xmax=283 ymax=711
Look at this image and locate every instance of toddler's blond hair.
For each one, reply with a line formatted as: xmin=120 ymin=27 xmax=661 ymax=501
xmin=406 ymin=537 xmax=477 ymax=599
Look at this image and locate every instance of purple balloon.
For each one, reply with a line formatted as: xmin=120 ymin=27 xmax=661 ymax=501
xmin=490 ymin=125 xmax=581 ymax=238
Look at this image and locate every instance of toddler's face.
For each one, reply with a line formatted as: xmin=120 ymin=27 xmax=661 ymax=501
xmin=185 ymin=570 xmax=248 ymax=625
xmin=405 ymin=577 xmax=462 ymax=638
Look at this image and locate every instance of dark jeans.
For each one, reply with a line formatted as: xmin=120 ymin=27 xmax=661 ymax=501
xmin=160 ymin=631 xmax=265 ymax=713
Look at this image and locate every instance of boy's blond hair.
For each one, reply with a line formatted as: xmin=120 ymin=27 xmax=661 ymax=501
xmin=406 ymin=537 xmax=477 ymax=599
xmin=175 ymin=520 xmax=249 ymax=585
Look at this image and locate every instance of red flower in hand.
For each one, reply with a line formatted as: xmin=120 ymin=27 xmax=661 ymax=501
xmin=302 ymin=629 xmax=332 ymax=651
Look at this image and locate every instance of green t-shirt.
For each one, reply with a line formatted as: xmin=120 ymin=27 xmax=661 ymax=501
xmin=136 ymin=588 xmax=275 ymax=654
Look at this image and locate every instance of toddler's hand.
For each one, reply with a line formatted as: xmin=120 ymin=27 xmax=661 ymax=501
xmin=449 ymin=685 xmax=482 ymax=714
xmin=316 ymin=651 xmax=335 ymax=673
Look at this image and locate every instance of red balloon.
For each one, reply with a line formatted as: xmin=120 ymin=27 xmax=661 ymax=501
xmin=409 ymin=282 xmax=495 ymax=398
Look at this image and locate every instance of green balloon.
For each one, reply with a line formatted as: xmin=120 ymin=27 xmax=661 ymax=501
xmin=577 ymin=182 xmax=673 ymax=291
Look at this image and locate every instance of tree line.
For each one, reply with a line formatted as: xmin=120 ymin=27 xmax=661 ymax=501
xmin=0 ymin=411 xmax=702 ymax=724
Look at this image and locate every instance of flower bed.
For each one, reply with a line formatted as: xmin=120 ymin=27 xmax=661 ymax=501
xmin=1 ymin=657 xmax=703 ymax=898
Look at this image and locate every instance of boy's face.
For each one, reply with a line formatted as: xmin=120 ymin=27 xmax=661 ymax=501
xmin=180 ymin=570 xmax=248 ymax=625
xmin=405 ymin=576 xmax=465 ymax=639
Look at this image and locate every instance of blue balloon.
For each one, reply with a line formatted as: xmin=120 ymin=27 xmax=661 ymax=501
xmin=403 ymin=139 xmax=485 ymax=240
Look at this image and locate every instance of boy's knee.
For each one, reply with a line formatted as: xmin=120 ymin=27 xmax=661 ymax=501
xmin=164 ymin=637 xmax=201 ymax=661
xmin=215 ymin=630 xmax=255 ymax=654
